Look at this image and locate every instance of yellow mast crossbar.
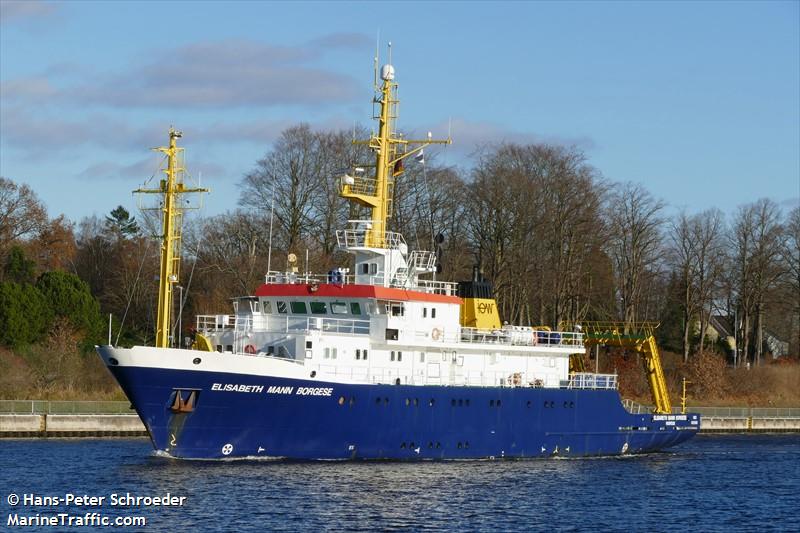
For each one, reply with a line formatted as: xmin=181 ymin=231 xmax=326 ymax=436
xmin=134 ymin=128 xmax=209 ymax=348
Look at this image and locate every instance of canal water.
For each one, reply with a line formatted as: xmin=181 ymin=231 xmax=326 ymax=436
xmin=1 ymin=434 xmax=797 ymax=532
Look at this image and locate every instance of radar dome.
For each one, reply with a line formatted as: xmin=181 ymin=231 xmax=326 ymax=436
xmin=381 ymin=64 xmax=395 ymax=81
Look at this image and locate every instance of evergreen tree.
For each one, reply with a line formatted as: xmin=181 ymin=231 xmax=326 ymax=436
xmin=0 ymin=281 xmax=52 ymax=347
xmin=36 ymin=271 xmax=103 ymax=341
xmin=105 ymin=206 xmax=140 ymax=238
xmin=2 ymin=245 xmax=36 ymax=284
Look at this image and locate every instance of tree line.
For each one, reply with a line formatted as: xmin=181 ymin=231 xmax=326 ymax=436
xmin=1 ymin=124 xmax=798 ymax=368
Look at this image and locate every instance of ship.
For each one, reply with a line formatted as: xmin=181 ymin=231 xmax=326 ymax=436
xmin=96 ymin=57 xmax=699 ymax=460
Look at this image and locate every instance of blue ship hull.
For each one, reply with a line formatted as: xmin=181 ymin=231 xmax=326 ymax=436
xmin=109 ymin=364 xmax=699 ymax=460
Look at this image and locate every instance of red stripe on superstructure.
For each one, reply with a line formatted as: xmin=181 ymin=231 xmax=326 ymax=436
xmin=254 ymin=283 xmax=462 ymax=304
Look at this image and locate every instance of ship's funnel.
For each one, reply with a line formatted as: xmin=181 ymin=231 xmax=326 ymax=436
xmin=457 ymin=268 xmax=501 ymax=330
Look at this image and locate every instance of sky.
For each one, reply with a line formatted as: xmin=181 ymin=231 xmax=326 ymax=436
xmin=1 ymin=0 xmax=798 ymax=226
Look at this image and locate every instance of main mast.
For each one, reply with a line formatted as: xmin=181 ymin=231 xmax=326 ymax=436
xmin=341 ymin=55 xmax=451 ymax=247
xmin=135 ymin=128 xmax=208 ymax=348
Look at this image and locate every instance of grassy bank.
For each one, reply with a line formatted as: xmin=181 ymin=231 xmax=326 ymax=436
xmin=609 ymin=349 xmax=800 ymax=408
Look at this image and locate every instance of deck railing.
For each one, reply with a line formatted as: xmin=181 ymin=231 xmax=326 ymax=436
xmin=565 ymin=372 xmax=617 ymax=390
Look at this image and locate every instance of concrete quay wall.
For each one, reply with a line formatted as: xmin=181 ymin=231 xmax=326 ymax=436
xmin=0 ymin=414 xmax=147 ymax=438
xmin=1 ymin=412 xmax=798 ymax=437
xmin=699 ymin=416 xmax=800 ymax=433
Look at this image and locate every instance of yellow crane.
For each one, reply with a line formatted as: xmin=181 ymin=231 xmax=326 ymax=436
xmin=579 ymin=322 xmax=672 ymax=414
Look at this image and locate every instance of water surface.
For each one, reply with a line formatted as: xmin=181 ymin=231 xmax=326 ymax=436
xmin=1 ymin=435 xmax=797 ymax=532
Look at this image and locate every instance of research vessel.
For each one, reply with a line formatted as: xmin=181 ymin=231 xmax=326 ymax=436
xmin=96 ymin=59 xmax=699 ymax=459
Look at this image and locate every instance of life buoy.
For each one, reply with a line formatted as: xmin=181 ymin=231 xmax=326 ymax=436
xmin=431 ymin=328 xmax=442 ymax=341
xmin=244 ymin=344 xmax=257 ymax=355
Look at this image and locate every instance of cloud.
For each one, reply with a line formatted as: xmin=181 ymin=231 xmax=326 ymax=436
xmin=425 ymin=118 xmax=596 ymax=159
xmin=0 ymin=106 xmax=160 ymax=152
xmin=0 ymin=76 xmax=58 ymax=101
xmin=0 ymin=0 xmax=58 ymax=25
xmin=68 ymin=37 xmax=366 ymax=109
xmin=76 ymin=156 xmax=226 ymax=183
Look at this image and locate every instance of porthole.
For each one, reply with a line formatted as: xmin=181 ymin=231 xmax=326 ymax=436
xmin=310 ymin=371 xmax=316 ymax=378
xmin=400 ymin=442 xmax=406 ymax=449
xmin=570 ymin=401 xmax=575 ymax=408
xmin=375 ymin=397 xmax=382 ymax=405
xmin=192 ymin=357 xmax=201 ymax=365
xmin=489 ymin=399 xmax=495 ymax=407
xmin=497 ymin=400 xmax=502 ymax=407
xmin=108 ymin=358 xmax=119 ymax=366
xmin=409 ymin=442 xmax=415 ymax=449
xmin=465 ymin=441 xmax=470 ymax=449
xmin=451 ymin=399 xmax=457 ymax=407
xmin=414 ymin=398 xmax=419 ymax=407
xmin=349 ymin=397 xmax=355 ymax=406
xmin=405 ymin=398 xmax=410 ymax=406
xmin=458 ymin=399 xmax=463 ymax=407
xmin=338 ymin=396 xmax=345 ymax=405
xmin=526 ymin=400 xmax=532 ymax=408
xmin=465 ymin=399 xmax=470 ymax=406
xmin=457 ymin=442 xmax=463 ymax=449
xmin=436 ymin=442 xmax=442 ymax=449
xmin=429 ymin=399 xmax=435 ymax=407
xmin=384 ymin=397 xmax=389 ymax=405
xmin=428 ymin=442 xmax=434 ymax=448
xmin=564 ymin=401 xmax=569 ymax=408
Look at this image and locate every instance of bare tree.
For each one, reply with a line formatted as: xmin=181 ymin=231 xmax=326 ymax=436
xmin=0 ymin=177 xmax=48 ymax=254
xmin=692 ymin=209 xmax=726 ymax=352
xmin=731 ymin=199 xmax=786 ymax=365
xmin=669 ymin=211 xmax=699 ymax=361
xmin=606 ymin=183 xmax=665 ymax=327
xmin=784 ymin=206 xmax=800 ymax=356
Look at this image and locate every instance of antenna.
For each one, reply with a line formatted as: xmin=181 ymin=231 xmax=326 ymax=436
xmin=388 ymin=41 xmax=392 ymax=64
xmin=374 ymin=30 xmax=380 ymax=89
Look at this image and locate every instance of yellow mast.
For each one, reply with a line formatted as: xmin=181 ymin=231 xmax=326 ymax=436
xmin=342 ymin=60 xmax=451 ymax=247
xmin=134 ymin=128 xmax=209 ymax=348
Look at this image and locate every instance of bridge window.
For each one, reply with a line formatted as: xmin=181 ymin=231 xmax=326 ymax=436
xmin=262 ymin=301 xmax=272 ymax=314
xmin=331 ymin=302 xmax=348 ymax=314
xmin=290 ymin=302 xmax=307 ymax=314
xmin=391 ymin=351 xmax=395 ymax=362
xmin=360 ymin=263 xmax=369 ymax=274
xmin=419 ymin=352 xmax=425 ymax=363
xmin=356 ymin=349 xmax=361 ymax=360
xmin=370 ymin=263 xmax=378 ymax=275
xmin=363 ymin=349 xmax=368 ymax=360
xmin=350 ymin=302 xmax=362 ymax=315
xmin=251 ymin=301 xmax=260 ymax=313
xmin=310 ymin=302 xmax=327 ymax=314
xmin=391 ymin=303 xmax=404 ymax=317
xmin=431 ymin=308 xmax=437 ymax=318
xmin=423 ymin=307 xmax=427 ymax=318
xmin=277 ymin=301 xmax=288 ymax=314
xmin=397 ymin=351 xmax=403 ymax=362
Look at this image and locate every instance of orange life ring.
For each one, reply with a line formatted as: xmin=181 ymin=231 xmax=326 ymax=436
xmin=244 ymin=344 xmax=257 ymax=354
xmin=431 ymin=328 xmax=442 ymax=341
